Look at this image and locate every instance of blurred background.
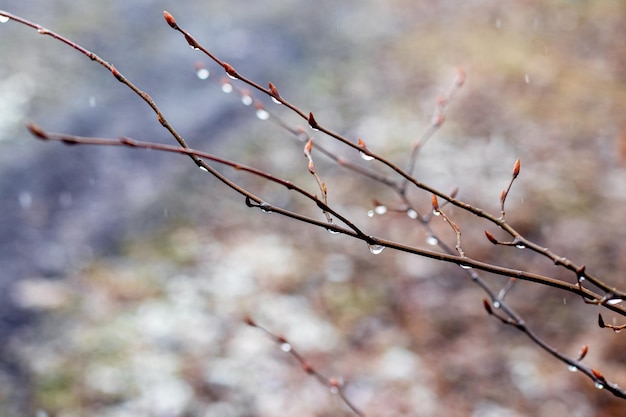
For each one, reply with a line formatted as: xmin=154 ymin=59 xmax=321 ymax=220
xmin=1 ymin=1 xmax=626 ymax=416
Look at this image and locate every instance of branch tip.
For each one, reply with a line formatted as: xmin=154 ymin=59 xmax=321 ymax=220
xmin=513 ymin=158 xmax=521 ymax=178
xmin=26 ymin=122 xmax=48 ymax=140
xmin=163 ymin=11 xmax=178 ymax=29
xmin=484 ymin=230 xmax=499 ymax=245
xmin=308 ymin=112 xmax=319 ymax=130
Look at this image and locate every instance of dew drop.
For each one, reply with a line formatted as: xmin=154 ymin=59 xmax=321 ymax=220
xmin=189 ymin=45 xmax=200 ymax=51
xmin=360 ymin=151 xmax=374 ymax=161
xmin=271 ymin=97 xmax=281 ymax=105
xmin=515 ymin=244 xmax=526 ymax=249
xmin=196 ymin=68 xmax=210 ymax=80
xmin=241 ymin=95 xmax=253 ymax=106
xmin=0 ymin=15 xmax=9 ymax=23
xmin=327 ymin=227 xmax=340 ymax=235
xmin=368 ymin=244 xmax=385 ymax=255
xmin=578 ymin=275 xmax=586 ymax=282
xmin=493 ymin=300 xmax=501 ymax=309
xmin=607 ymin=298 xmax=623 ymax=305
xmin=406 ymin=209 xmax=418 ymax=219
xmin=426 ymin=235 xmax=439 ymax=246
xmin=226 ymin=73 xmax=238 ymax=80
xmin=433 ymin=210 xmax=441 ymax=216
xmin=374 ymin=205 xmax=387 ymax=215
xmin=198 ymin=165 xmax=209 ymax=172
xmin=568 ymin=365 xmax=577 ymax=372
xmin=460 ymin=264 xmax=472 ymax=270
xmin=255 ymin=109 xmax=270 ymax=120
xmin=367 ymin=210 xmax=375 ymax=218
xmin=595 ymin=382 xmax=604 ymax=390
xmin=221 ymin=83 xmax=233 ymax=93
xmin=280 ymin=343 xmax=292 ymax=352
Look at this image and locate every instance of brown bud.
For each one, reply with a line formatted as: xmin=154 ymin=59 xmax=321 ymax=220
xmin=483 ymin=299 xmax=493 ymax=315
xmin=304 ymin=138 xmax=313 ymax=154
xmin=269 ymin=82 xmax=280 ymax=99
xmin=308 ymin=160 xmax=315 ymax=173
xmin=577 ymin=344 xmax=589 ymax=361
xmin=357 ymin=138 xmax=367 ymax=148
xmin=111 ymin=65 xmax=123 ymax=81
xmin=163 ymin=11 xmax=178 ymax=29
xmin=500 ymin=189 xmax=507 ymax=204
xmin=455 ymin=67 xmax=466 ymax=87
xmin=512 ymin=158 xmax=521 ymax=178
xmin=301 ymin=361 xmax=314 ymax=374
xmin=27 ymin=123 xmax=48 ymax=140
xmin=223 ymin=63 xmax=239 ymax=79
xmin=598 ymin=313 xmax=605 ymax=328
xmin=243 ymin=315 xmax=256 ymax=327
xmin=431 ymin=194 xmax=439 ymax=211
xmin=484 ymin=230 xmax=499 ymax=245
xmin=591 ymin=368 xmax=606 ymax=382
xmin=308 ymin=112 xmax=319 ymax=130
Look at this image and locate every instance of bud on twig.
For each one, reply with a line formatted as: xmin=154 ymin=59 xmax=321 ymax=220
xmin=308 ymin=112 xmax=319 ymax=130
xmin=431 ymin=194 xmax=439 ymax=212
xmin=27 ymin=123 xmax=48 ymax=140
xmin=268 ymin=82 xmax=280 ymax=99
xmin=163 ymin=11 xmax=178 ymax=29
xmin=223 ymin=63 xmax=239 ymax=79
xmin=577 ymin=344 xmax=589 ymax=361
xmin=483 ymin=299 xmax=493 ymax=315
xmin=512 ymin=158 xmax=521 ymax=178
xmin=598 ymin=313 xmax=605 ymax=328
xmin=484 ymin=230 xmax=499 ymax=245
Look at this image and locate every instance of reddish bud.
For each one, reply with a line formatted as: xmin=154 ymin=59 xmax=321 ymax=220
xmin=304 ymin=138 xmax=313 ymax=154
xmin=223 ymin=63 xmax=239 ymax=79
xmin=598 ymin=314 xmax=605 ymax=328
xmin=500 ymin=189 xmax=507 ymax=204
xmin=111 ymin=65 xmax=123 ymax=81
xmin=27 ymin=123 xmax=48 ymax=140
xmin=163 ymin=11 xmax=178 ymax=29
xmin=577 ymin=344 xmax=589 ymax=361
xmin=431 ymin=194 xmax=439 ymax=211
xmin=484 ymin=230 xmax=499 ymax=245
xmin=277 ymin=334 xmax=288 ymax=344
xmin=512 ymin=158 xmax=521 ymax=178
xmin=591 ymin=368 xmax=606 ymax=382
xmin=268 ymin=82 xmax=280 ymax=99
xmin=243 ymin=315 xmax=256 ymax=327
xmin=308 ymin=112 xmax=319 ymax=130
xmin=301 ymin=361 xmax=314 ymax=374
xmin=308 ymin=160 xmax=315 ymax=173
xmin=483 ymin=299 xmax=493 ymax=315
xmin=329 ymin=377 xmax=341 ymax=388
xmin=455 ymin=67 xmax=466 ymax=87
xmin=357 ymin=138 xmax=367 ymax=148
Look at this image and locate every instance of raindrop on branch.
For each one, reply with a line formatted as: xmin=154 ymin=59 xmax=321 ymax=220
xmin=406 ymin=209 xmax=418 ymax=219
xmin=568 ymin=365 xmax=577 ymax=372
xmin=595 ymin=382 xmax=604 ymax=390
xmin=360 ymin=151 xmax=374 ymax=161
xmin=280 ymin=343 xmax=292 ymax=352
xmin=374 ymin=205 xmax=387 ymax=215
xmin=368 ymin=244 xmax=385 ymax=255
xmin=426 ymin=235 xmax=438 ymax=246
xmin=0 ymin=15 xmax=10 ymax=23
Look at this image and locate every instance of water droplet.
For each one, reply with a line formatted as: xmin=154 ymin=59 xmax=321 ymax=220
xmin=18 ymin=191 xmax=32 ymax=208
xmin=196 ymin=68 xmax=210 ymax=80
xmin=568 ymin=365 xmax=577 ymax=372
xmin=426 ymin=235 xmax=438 ymax=246
xmin=0 ymin=15 xmax=9 ymax=23
xmin=255 ymin=109 xmax=270 ymax=120
xmin=241 ymin=95 xmax=253 ymax=106
xmin=460 ymin=264 xmax=472 ymax=270
xmin=271 ymin=97 xmax=281 ymax=105
xmin=595 ymin=382 xmax=604 ymax=390
xmin=433 ymin=210 xmax=441 ymax=216
xmin=280 ymin=343 xmax=292 ymax=352
xmin=368 ymin=244 xmax=385 ymax=255
xmin=367 ymin=210 xmax=375 ymax=218
xmin=189 ymin=45 xmax=200 ymax=51
xmin=607 ymin=298 xmax=623 ymax=305
xmin=226 ymin=73 xmax=238 ymax=80
xmin=374 ymin=205 xmax=387 ymax=215
xmin=406 ymin=209 xmax=418 ymax=219
xmin=327 ymin=228 xmax=340 ymax=235
xmin=360 ymin=151 xmax=374 ymax=161
xmin=492 ymin=300 xmax=501 ymax=309
xmin=221 ymin=83 xmax=233 ymax=93
xmin=198 ymin=165 xmax=209 ymax=172
xmin=578 ymin=275 xmax=586 ymax=282
xmin=515 ymin=243 xmax=526 ymax=249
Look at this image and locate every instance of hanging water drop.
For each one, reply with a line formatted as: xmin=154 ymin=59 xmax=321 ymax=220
xmin=492 ymin=300 xmax=501 ymax=309
xmin=595 ymin=382 xmax=604 ymax=390
xmin=426 ymin=235 xmax=438 ymax=246
xmin=515 ymin=243 xmax=526 ymax=249
xmin=460 ymin=264 xmax=472 ymax=270
xmin=368 ymin=244 xmax=385 ymax=255
xmin=280 ymin=343 xmax=292 ymax=352
xmin=198 ymin=165 xmax=209 ymax=172
xmin=360 ymin=151 xmax=375 ymax=161
xmin=374 ymin=205 xmax=387 ymax=215
xmin=568 ymin=365 xmax=577 ymax=372
xmin=0 ymin=15 xmax=9 ymax=23
xmin=367 ymin=210 xmax=375 ymax=218
xmin=578 ymin=275 xmax=586 ymax=282
xmin=607 ymin=298 xmax=623 ymax=305
xmin=255 ymin=109 xmax=270 ymax=120
xmin=433 ymin=210 xmax=441 ymax=216
xmin=271 ymin=97 xmax=281 ymax=105
xmin=241 ymin=95 xmax=253 ymax=106
xmin=221 ymin=83 xmax=233 ymax=93
xmin=406 ymin=209 xmax=418 ymax=219
xmin=196 ymin=68 xmax=210 ymax=80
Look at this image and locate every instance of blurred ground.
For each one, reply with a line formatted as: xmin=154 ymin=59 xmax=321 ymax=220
xmin=1 ymin=1 xmax=626 ymax=416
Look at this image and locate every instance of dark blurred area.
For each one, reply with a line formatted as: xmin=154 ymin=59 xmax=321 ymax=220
xmin=1 ymin=1 xmax=626 ymax=416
